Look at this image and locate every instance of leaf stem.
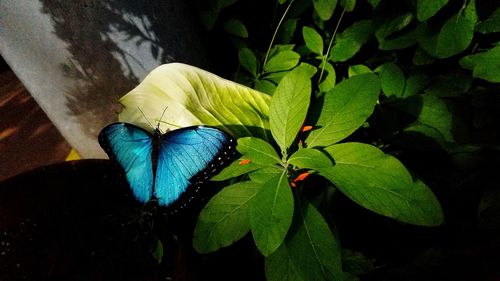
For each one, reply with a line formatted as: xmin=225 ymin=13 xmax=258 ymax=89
xmin=318 ymin=8 xmax=346 ymax=85
xmin=262 ymin=0 xmax=294 ymax=75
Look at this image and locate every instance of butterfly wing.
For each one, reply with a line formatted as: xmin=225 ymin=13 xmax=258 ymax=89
xmin=98 ymin=123 xmax=154 ymax=203
xmin=154 ymin=126 xmax=234 ymax=207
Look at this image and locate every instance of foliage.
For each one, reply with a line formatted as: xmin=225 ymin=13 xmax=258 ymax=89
xmin=123 ymin=0 xmax=500 ymax=279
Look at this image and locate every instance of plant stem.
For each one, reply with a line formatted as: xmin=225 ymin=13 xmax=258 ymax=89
xmin=262 ymin=0 xmax=294 ymax=75
xmin=318 ymin=8 xmax=346 ymax=85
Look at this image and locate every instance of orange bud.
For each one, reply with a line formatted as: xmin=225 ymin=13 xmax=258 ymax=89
xmin=239 ymin=159 xmax=251 ymax=165
xmin=294 ymin=172 xmax=311 ymax=182
xmin=301 ymin=125 xmax=313 ymax=132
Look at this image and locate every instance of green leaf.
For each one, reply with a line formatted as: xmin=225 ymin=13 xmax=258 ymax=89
xmin=306 ymin=74 xmax=380 ymax=147
xmin=393 ymin=95 xmax=455 ymax=142
xmin=200 ymin=10 xmax=219 ymax=30
xmin=417 ymin=0 xmax=477 ymax=58
xmin=288 ymin=148 xmax=333 ymax=169
xmin=340 ymin=0 xmax=356 ymax=12
xmin=367 ymin=0 xmax=380 ymax=8
xmin=313 ymin=0 xmax=338 ymax=21
xmin=397 ymin=123 xmax=447 ymax=150
xmin=416 ymin=0 xmax=449 ymax=21
xmin=193 ymin=181 xmax=261 ymax=253
xmin=476 ymin=7 xmax=500 ymax=34
xmin=303 ymin=26 xmax=324 ymax=56
xmin=403 ymin=74 xmax=429 ymax=97
xmin=120 ymin=63 xmax=271 ymax=140
xmin=331 ymin=20 xmax=374 ymax=62
xmin=378 ymin=29 xmax=417 ymax=50
xmin=270 ymin=67 xmax=312 ymax=156
xmin=265 ymin=244 xmax=304 ymax=281
xmin=249 ymin=166 xmax=284 ymax=183
xmin=239 ymin=48 xmax=258 ymax=77
xmin=375 ymin=12 xmax=413 ymax=42
xmin=320 ymin=142 xmax=444 ymax=226
xmin=287 ymin=200 xmax=343 ymax=281
xmin=424 ymin=72 xmax=472 ymax=97
xmin=348 ymin=64 xmax=372 ymax=77
xmin=212 ymin=157 xmax=264 ymax=181
xmin=459 ymin=46 xmax=500 ymax=83
xmin=223 ymin=18 xmax=249 ymax=38
xmin=237 ymin=137 xmax=281 ymax=165
xmin=318 ymin=62 xmax=336 ymax=93
xmin=269 ymin=44 xmax=296 ymax=56
xmin=265 ymin=50 xmax=301 ymax=73
xmin=255 ymin=79 xmax=277 ymax=95
xmin=412 ymin=47 xmax=436 ymax=65
xmin=265 ymin=70 xmax=290 ymax=85
xmin=342 ymin=249 xmax=375 ymax=276
xmin=279 ymin=19 xmax=298 ymax=44
xmin=379 ymin=62 xmax=406 ymax=98
xmin=295 ymin=62 xmax=319 ymax=78
xmin=250 ymin=172 xmax=294 ymax=256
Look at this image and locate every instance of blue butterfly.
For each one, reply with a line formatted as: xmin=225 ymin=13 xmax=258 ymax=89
xmin=98 ymin=123 xmax=236 ymax=208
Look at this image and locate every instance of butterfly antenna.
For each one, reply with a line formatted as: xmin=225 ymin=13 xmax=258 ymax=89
xmin=157 ymin=106 xmax=184 ymax=129
xmin=158 ymin=106 xmax=169 ymax=131
xmin=137 ymin=107 xmax=155 ymax=130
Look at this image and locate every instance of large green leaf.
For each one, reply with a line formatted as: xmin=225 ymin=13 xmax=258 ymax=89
xmin=306 ymin=73 xmax=380 ymax=148
xmin=312 ymin=0 xmax=337 ymax=21
xmin=288 ymin=148 xmax=333 ymax=170
xmin=250 ymin=172 xmax=294 ymax=256
xmin=265 ymin=244 xmax=304 ymax=281
xmin=417 ymin=0 xmax=477 ymax=59
xmin=416 ymin=0 xmax=449 ymax=21
xmin=330 ymin=20 xmax=374 ymax=62
xmin=212 ymin=157 xmax=264 ymax=181
xmin=249 ymin=166 xmax=284 ymax=183
xmin=119 ymin=63 xmax=271 ymax=140
xmin=459 ymin=46 xmax=500 ymax=83
xmin=193 ymin=181 xmax=261 ymax=253
xmin=270 ymin=67 xmax=312 ymax=157
xmin=286 ymin=200 xmax=343 ymax=281
xmin=237 ymin=137 xmax=282 ymax=165
xmin=320 ymin=142 xmax=444 ymax=226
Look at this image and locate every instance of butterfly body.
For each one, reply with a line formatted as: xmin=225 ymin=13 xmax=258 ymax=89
xmin=98 ymin=123 xmax=235 ymax=208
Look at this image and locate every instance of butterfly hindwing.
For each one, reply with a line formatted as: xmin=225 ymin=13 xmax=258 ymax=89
xmin=98 ymin=123 xmax=154 ymax=203
xmin=154 ymin=126 xmax=233 ymax=207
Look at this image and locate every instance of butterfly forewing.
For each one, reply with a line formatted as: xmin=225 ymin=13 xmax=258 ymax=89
xmin=98 ymin=123 xmax=154 ymax=203
xmin=154 ymin=126 xmax=232 ymax=207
